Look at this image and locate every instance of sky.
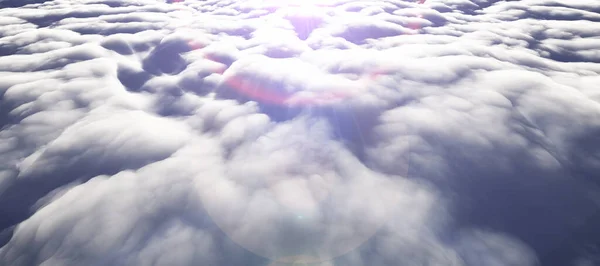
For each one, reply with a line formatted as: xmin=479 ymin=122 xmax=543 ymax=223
xmin=0 ymin=0 xmax=599 ymax=265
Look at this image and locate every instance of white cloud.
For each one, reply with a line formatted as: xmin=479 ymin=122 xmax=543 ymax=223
xmin=1 ymin=0 xmax=600 ymax=265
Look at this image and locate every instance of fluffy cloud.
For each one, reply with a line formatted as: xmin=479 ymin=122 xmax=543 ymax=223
xmin=1 ymin=0 xmax=600 ymax=265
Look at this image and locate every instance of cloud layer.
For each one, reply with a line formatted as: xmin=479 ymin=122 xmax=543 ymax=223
xmin=1 ymin=0 xmax=600 ymax=265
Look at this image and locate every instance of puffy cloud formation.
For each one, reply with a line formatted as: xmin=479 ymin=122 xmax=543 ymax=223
xmin=1 ymin=0 xmax=600 ymax=265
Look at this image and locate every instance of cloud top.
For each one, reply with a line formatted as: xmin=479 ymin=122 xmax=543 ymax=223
xmin=1 ymin=0 xmax=600 ymax=266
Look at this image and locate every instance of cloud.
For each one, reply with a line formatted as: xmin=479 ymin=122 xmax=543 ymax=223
xmin=1 ymin=0 xmax=600 ymax=265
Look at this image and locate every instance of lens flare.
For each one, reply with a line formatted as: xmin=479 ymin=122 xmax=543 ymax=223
xmin=155 ymin=1 xmax=426 ymax=263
